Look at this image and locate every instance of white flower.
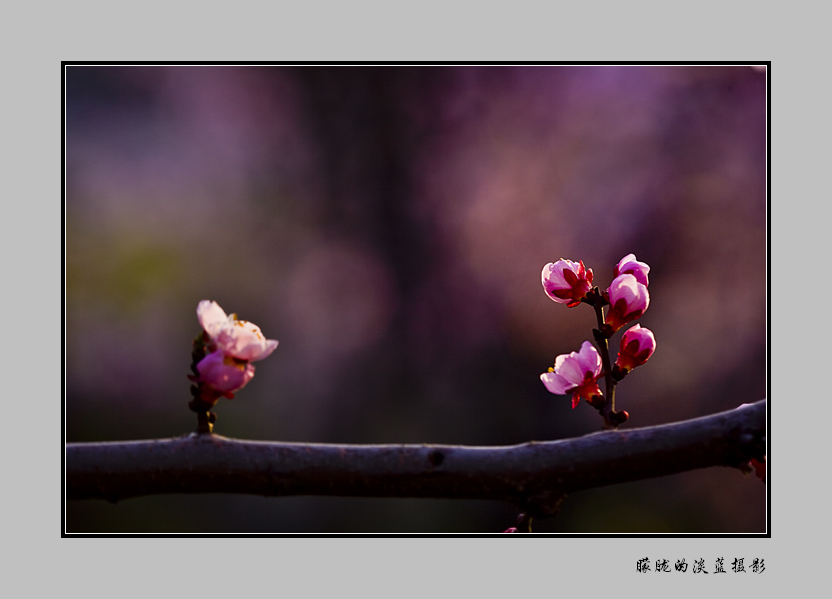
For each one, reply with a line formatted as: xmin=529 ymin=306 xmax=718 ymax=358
xmin=197 ymin=300 xmax=278 ymax=361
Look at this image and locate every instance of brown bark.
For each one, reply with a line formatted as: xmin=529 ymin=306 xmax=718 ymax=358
xmin=66 ymin=399 xmax=765 ymax=516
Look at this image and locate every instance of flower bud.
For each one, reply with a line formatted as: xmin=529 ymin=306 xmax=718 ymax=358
xmin=609 ymin=410 xmax=629 ymax=425
xmin=196 ymin=350 xmax=256 ymax=398
xmin=542 ymin=259 xmax=594 ymax=307
xmin=604 ymin=274 xmax=649 ymax=334
xmin=614 ymin=253 xmax=650 ymax=287
xmin=614 ymin=324 xmax=656 ymax=374
xmin=540 ymin=341 xmax=604 ymax=409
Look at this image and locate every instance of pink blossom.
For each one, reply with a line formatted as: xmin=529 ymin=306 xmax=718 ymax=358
xmin=196 ymin=350 xmax=256 ymax=397
xmin=614 ymin=324 xmax=656 ymax=373
xmin=750 ymin=457 xmax=766 ymax=482
xmin=540 ymin=341 xmax=603 ymax=409
xmin=197 ymin=300 xmax=278 ymax=361
xmin=541 ymin=259 xmax=594 ymax=307
xmin=604 ymin=274 xmax=649 ymax=334
xmin=613 ymin=253 xmax=650 ymax=287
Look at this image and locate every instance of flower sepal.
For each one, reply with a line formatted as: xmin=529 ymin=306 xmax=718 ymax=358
xmin=583 ymin=389 xmax=605 ymax=410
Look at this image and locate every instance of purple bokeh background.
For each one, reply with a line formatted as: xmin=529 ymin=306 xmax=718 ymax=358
xmin=65 ymin=65 xmax=766 ymax=533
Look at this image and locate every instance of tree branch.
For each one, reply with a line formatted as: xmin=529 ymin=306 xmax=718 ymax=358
xmin=66 ymin=399 xmax=765 ymax=516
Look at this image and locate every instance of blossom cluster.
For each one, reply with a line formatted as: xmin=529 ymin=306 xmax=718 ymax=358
xmin=539 ymin=254 xmax=655 ymax=422
xmin=190 ymin=300 xmax=278 ymax=404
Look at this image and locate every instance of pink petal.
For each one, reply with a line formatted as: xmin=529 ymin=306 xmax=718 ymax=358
xmin=556 ymin=354 xmax=585 ymax=386
xmin=615 ymin=254 xmax=650 ymax=287
xmin=197 ymin=300 xmax=230 ymax=338
xmin=608 ymin=274 xmax=649 ymax=312
xmin=622 ymin=324 xmax=655 ymax=354
xmin=540 ymin=371 xmax=573 ymax=395
xmin=196 ymin=351 xmax=256 ymax=395
xmin=217 ymin=320 xmax=279 ymax=361
xmin=576 ymin=341 xmax=602 ymax=377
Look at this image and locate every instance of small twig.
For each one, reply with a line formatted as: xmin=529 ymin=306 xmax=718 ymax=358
xmin=587 ymin=288 xmax=618 ymax=428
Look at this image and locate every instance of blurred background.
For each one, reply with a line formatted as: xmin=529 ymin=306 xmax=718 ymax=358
xmin=65 ymin=65 xmax=767 ymax=533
